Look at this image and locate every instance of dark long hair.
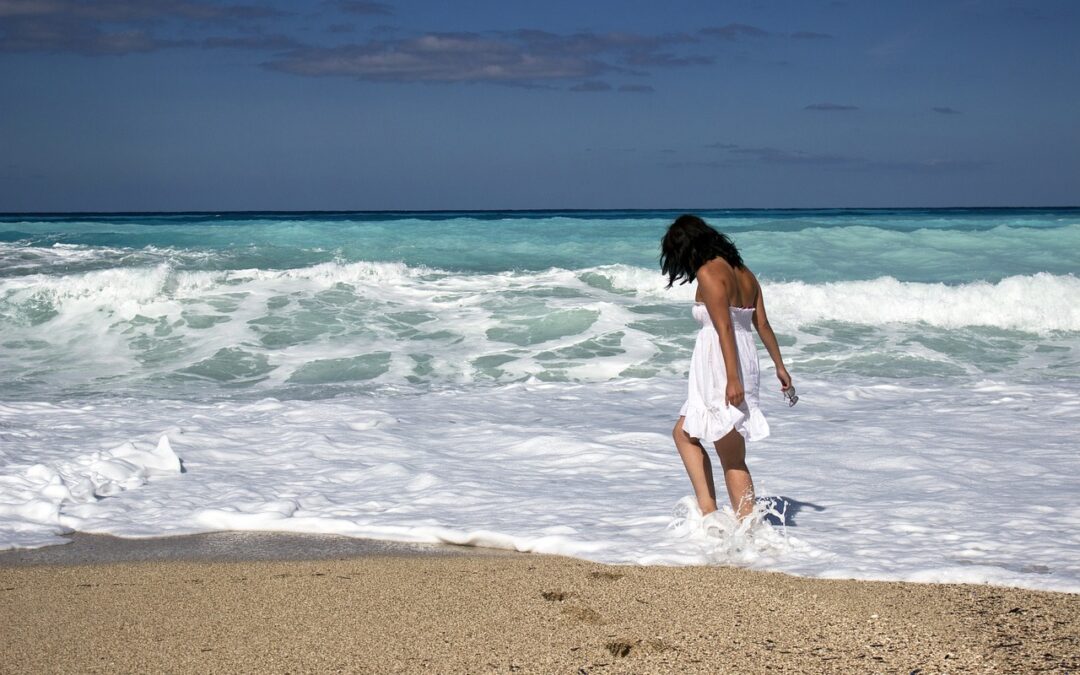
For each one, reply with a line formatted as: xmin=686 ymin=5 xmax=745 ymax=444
xmin=660 ymin=214 xmax=744 ymax=288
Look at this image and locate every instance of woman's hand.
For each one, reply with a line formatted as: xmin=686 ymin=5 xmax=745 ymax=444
xmin=776 ymin=366 xmax=792 ymax=391
xmin=726 ymin=380 xmax=745 ymax=408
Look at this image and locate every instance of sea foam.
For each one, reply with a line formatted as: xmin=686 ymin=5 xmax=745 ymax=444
xmin=1 ymin=378 xmax=1077 ymax=593
xmin=6 ymin=261 xmax=1076 ymax=331
xmin=1 ymin=261 xmax=1076 ymax=401
xmin=0 ymin=422 xmax=181 ymax=549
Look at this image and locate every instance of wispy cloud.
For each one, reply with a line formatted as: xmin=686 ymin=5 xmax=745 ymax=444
xmin=331 ymin=1 xmax=393 ymax=16
xmin=266 ymin=33 xmax=608 ymax=82
xmin=700 ymin=23 xmax=770 ymax=40
xmin=932 ymin=106 xmax=961 ymax=115
xmin=880 ymin=158 xmax=989 ymax=171
xmin=0 ymin=0 xmax=286 ymax=54
xmin=264 ymin=29 xmax=711 ymax=85
xmin=0 ymin=20 xmax=178 ymax=55
xmin=700 ymin=24 xmax=833 ymax=41
xmin=669 ymin=144 xmax=858 ymax=169
xmin=623 ymin=51 xmax=712 ymax=67
xmin=203 ymin=34 xmax=301 ymax=50
xmin=804 ymin=102 xmax=859 ymax=111
xmin=0 ymin=7 xmax=833 ymax=88
xmin=729 ymin=145 xmax=859 ymax=166
xmin=671 ymin=142 xmax=988 ymax=173
xmin=664 ymin=160 xmax=729 ymax=169
xmin=569 ymin=81 xmax=655 ymax=93
xmin=0 ymin=0 xmax=283 ymax=22
xmin=570 ymin=80 xmax=611 ymax=92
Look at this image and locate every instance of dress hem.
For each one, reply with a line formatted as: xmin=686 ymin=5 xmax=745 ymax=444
xmin=680 ymin=403 xmax=770 ymax=443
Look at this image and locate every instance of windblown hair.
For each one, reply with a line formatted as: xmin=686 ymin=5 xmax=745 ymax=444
xmin=660 ymin=214 xmax=744 ymax=288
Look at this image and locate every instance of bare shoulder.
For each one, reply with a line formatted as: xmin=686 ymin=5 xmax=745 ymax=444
xmin=696 ymin=259 xmax=736 ymax=304
xmin=742 ymin=265 xmax=761 ymax=289
xmin=697 ymin=258 xmax=734 ymax=283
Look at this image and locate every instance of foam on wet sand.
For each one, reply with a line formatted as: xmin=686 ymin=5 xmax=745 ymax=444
xmin=3 ymin=376 xmax=1078 ymax=593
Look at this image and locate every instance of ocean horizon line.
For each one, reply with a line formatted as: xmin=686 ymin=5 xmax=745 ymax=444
xmin=2 ymin=205 xmax=1079 ymax=219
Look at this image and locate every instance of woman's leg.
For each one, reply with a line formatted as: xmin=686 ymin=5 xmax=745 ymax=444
xmin=714 ymin=428 xmax=755 ymax=519
xmin=672 ymin=417 xmax=719 ymax=515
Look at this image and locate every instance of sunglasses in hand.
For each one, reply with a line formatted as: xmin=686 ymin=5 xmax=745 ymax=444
xmin=783 ymin=385 xmax=799 ymax=407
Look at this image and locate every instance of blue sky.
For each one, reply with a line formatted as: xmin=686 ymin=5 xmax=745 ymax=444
xmin=1 ymin=0 xmax=1077 ymax=210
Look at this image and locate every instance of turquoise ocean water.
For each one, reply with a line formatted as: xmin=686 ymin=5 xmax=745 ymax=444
xmin=1 ymin=208 xmax=1077 ymax=401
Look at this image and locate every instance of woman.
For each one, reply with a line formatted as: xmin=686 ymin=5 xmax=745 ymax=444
xmin=661 ymin=214 xmax=793 ymax=520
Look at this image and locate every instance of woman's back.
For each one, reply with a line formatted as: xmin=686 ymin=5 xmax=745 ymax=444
xmin=732 ymin=265 xmax=759 ymax=309
xmin=694 ymin=258 xmax=759 ymax=309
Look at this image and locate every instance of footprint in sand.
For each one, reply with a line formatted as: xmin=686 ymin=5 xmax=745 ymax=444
xmin=587 ymin=571 xmax=624 ymax=581
xmin=604 ymin=638 xmax=670 ymax=658
xmin=561 ymin=605 xmax=604 ymax=625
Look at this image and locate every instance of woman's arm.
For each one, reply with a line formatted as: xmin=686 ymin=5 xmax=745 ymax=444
xmin=696 ymin=261 xmax=744 ymax=407
xmin=750 ymin=273 xmax=792 ymax=391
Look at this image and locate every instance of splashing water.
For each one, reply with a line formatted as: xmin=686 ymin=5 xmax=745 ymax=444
xmin=667 ymin=495 xmax=800 ymax=564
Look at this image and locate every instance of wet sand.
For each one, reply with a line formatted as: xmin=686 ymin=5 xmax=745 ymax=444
xmin=0 ymin=531 xmax=507 ymax=566
xmin=1 ymin=536 xmax=1076 ymax=673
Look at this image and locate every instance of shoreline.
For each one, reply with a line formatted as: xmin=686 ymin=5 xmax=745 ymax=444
xmin=2 ymin=535 xmax=1076 ymax=673
xmin=0 ymin=531 xmax=518 ymax=567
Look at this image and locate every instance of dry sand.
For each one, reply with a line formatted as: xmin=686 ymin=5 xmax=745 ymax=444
xmin=2 ymin=549 xmax=1077 ymax=674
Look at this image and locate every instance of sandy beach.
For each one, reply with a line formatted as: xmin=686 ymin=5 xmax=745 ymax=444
xmin=2 ymin=536 xmax=1076 ymax=674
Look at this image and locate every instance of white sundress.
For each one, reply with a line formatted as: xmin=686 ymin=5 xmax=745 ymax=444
xmin=679 ymin=302 xmax=770 ymax=442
